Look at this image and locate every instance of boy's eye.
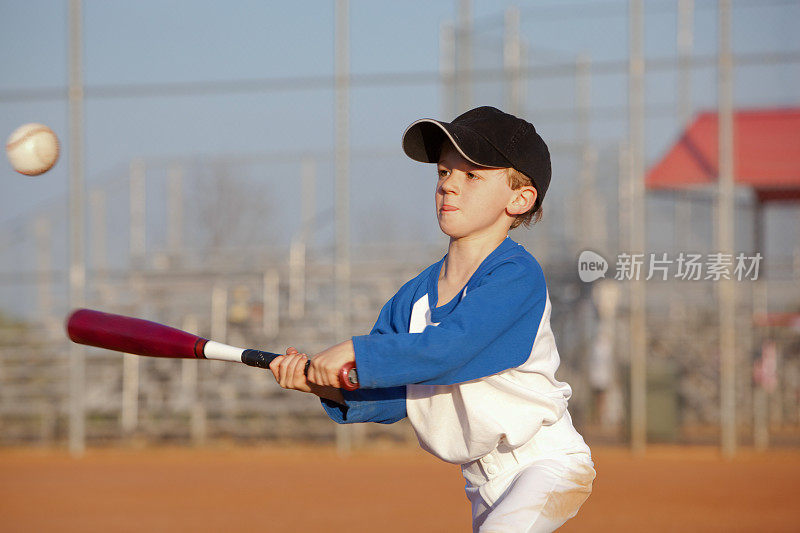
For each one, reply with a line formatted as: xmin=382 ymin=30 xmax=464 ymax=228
xmin=437 ymin=169 xmax=449 ymax=179
xmin=467 ymin=172 xmax=479 ymax=180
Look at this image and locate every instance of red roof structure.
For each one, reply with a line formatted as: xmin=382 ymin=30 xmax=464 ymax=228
xmin=646 ymin=108 xmax=800 ymax=203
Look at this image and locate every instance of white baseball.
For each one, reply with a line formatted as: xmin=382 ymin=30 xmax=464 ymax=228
xmin=6 ymin=123 xmax=60 ymax=176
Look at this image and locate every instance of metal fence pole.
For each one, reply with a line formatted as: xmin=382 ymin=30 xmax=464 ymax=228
xmin=753 ymin=202 xmax=768 ymax=449
xmin=675 ymin=0 xmax=694 ymax=255
xmin=628 ymin=0 xmax=647 ymax=454
xmin=211 ymin=283 xmax=228 ymax=343
xmin=263 ymin=270 xmax=280 ymax=337
xmin=68 ymin=0 xmax=86 ymax=457
xmin=122 ymin=159 xmax=147 ymax=440
xmin=130 ymin=158 xmax=146 ymax=269
xmin=440 ymin=21 xmax=456 ymax=119
xmin=167 ymin=164 xmax=184 ymax=265
xmin=718 ymin=0 xmax=737 ymax=458
xmin=504 ymin=7 xmax=523 ymax=116
xmin=577 ymin=53 xmax=602 ymax=252
xmin=456 ymin=0 xmax=472 ymax=112
xmin=121 ymin=354 xmax=139 ymax=436
xmin=289 ymin=158 xmax=315 ymax=320
xmin=335 ymin=0 xmax=352 ymax=455
xmin=181 ymin=315 xmax=205 ymax=445
xmin=289 ymin=239 xmax=306 ymax=320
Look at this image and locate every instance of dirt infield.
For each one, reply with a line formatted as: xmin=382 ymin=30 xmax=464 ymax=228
xmin=1 ymin=445 xmax=799 ymax=532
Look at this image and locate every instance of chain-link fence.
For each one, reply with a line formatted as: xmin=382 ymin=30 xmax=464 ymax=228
xmin=1 ymin=0 xmax=798 ymax=451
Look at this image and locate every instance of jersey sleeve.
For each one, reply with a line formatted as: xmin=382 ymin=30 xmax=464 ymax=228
xmin=320 ymin=386 xmax=407 ymax=424
xmin=352 ymin=257 xmax=547 ymax=388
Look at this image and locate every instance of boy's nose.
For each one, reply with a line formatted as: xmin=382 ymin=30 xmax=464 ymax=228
xmin=440 ymin=173 xmax=460 ymax=194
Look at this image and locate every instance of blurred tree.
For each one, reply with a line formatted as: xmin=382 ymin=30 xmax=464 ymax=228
xmin=190 ymin=162 xmax=271 ymax=257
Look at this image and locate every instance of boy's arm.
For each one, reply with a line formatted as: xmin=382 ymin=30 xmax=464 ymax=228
xmin=314 ymin=282 xmax=419 ymax=423
xmin=352 ymin=259 xmax=548 ymax=388
xmin=275 ymin=275 xmax=425 ymax=424
xmin=310 ymin=270 xmax=429 ymax=387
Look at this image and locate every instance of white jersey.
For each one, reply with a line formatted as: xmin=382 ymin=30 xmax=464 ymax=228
xmin=406 ymin=292 xmax=590 ymax=465
xmin=320 ymin=238 xmax=596 ymax=529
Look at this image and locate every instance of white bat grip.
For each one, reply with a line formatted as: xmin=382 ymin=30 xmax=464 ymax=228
xmin=203 ymin=340 xmax=245 ymax=362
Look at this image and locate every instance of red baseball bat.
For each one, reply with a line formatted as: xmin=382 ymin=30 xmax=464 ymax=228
xmin=65 ymin=308 xmax=359 ymax=391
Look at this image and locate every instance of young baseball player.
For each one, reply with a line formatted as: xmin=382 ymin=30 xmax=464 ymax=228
xmin=270 ymin=106 xmax=595 ymax=532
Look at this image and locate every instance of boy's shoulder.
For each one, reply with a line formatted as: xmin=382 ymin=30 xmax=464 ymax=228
xmin=479 ymin=239 xmax=546 ymax=286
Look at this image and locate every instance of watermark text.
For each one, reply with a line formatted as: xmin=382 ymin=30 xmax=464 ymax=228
xmin=578 ymin=251 xmax=762 ymax=282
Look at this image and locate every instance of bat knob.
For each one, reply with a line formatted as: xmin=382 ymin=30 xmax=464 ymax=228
xmin=339 ymin=361 xmax=359 ymax=391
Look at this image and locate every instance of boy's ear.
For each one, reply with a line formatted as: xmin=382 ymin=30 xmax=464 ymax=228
xmin=506 ymin=186 xmax=537 ymax=216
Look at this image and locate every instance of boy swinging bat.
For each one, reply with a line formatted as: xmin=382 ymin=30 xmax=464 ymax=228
xmin=67 ymin=106 xmax=594 ymax=532
xmin=272 ymin=107 xmax=595 ymax=532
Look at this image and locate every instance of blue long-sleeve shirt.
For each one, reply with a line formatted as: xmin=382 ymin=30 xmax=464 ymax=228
xmin=322 ymin=237 xmax=549 ymax=424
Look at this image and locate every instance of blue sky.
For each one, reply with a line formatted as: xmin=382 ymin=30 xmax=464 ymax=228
xmin=0 ymin=1 xmax=797 ymax=259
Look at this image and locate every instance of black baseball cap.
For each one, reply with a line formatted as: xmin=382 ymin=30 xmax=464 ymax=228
xmin=401 ymin=106 xmax=551 ymax=211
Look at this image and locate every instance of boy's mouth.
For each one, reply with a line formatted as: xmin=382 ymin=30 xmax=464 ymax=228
xmin=440 ymin=204 xmax=459 ymax=212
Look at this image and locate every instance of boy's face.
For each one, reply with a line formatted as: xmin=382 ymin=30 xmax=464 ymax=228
xmin=435 ymin=145 xmax=536 ymax=240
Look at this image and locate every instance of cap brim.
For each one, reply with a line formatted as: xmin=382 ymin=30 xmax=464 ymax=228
xmin=401 ymin=119 xmax=510 ymax=169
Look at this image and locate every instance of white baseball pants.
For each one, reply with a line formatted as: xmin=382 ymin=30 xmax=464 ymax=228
xmin=463 ymin=451 xmax=595 ymax=532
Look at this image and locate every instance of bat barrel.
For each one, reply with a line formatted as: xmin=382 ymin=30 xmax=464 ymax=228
xmin=66 ymin=308 xmax=360 ymax=390
xmin=66 ymin=308 xmax=207 ymax=359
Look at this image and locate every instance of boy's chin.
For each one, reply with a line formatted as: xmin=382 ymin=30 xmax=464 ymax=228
xmin=438 ymin=225 xmax=459 ymax=239
xmin=437 ymin=221 xmax=472 ymax=240
xmin=438 ymin=218 xmax=511 ymax=241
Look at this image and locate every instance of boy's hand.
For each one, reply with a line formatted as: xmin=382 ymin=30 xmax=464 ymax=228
xmin=268 ymin=347 xmax=347 ymax=405
xmin=268 ymin=347 xmax=313 ymax=393
xmin=308 ymin=340 xmax=356 ymax=388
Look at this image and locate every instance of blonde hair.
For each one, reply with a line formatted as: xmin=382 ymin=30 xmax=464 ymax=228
xmin=507 ymin=167 xmax=543 ymax=229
